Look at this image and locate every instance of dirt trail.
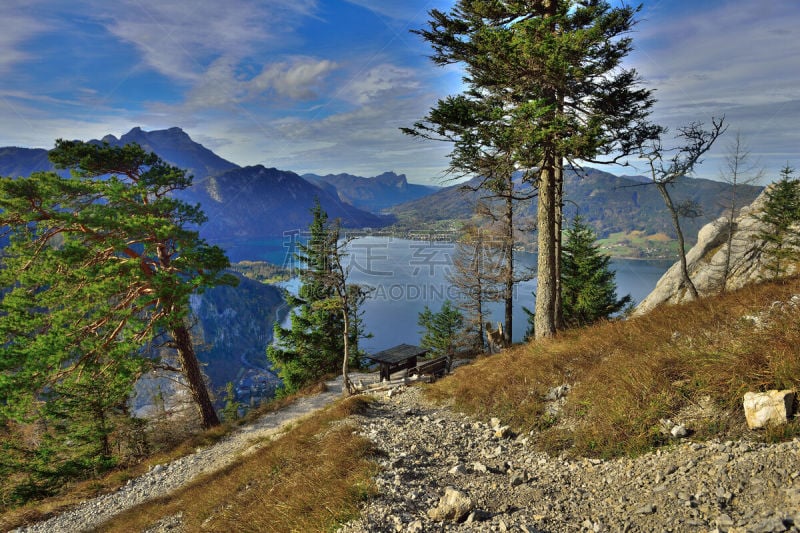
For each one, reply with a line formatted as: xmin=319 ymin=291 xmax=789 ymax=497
xmin=14 ymin=373 xmax=376 ymax=533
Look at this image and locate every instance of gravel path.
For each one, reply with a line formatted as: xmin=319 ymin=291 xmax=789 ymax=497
xmin=340 ymin=386 xmax=800 ymax=533
xmin=13 ymin=376 xmax=800 ymax=532
xmin=14 ymin=373 xmax=375 ymax=533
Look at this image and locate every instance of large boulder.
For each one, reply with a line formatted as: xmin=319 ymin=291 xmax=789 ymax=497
xmin=743 ymin=390 xmax=796 ymax=429
xmin=636 ymin=186 xmax=796 ymax=314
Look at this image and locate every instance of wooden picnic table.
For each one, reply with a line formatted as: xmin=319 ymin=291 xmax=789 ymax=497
xmin=366 ymin=343 xmax=428 ymax=381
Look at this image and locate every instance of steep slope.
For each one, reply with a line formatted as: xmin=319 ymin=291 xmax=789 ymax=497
xmin=303 ymin=171 xmax=438 ymax=212
xmin=190 ymin=272 xmax=284 ymax=389
xmin=390 ymin=168 xmax=764 ymax=246
xmin=636 ymin=185 xmax=798 ymax=313
xmin=102 ymin=126 xmax=239 ymax=180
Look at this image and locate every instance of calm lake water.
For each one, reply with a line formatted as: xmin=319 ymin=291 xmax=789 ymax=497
xmin=277 ymin=236 xmax=672 ymax=354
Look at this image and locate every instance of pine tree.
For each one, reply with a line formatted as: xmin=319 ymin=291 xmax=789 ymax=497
xmin=558 ymin=216 xmax=631 ymax=328
xmin=418 ymin=300 xmax=465 ymax=359
xmin=268 ymin=201 xmax=366 ymax=393
xmin=408 ymin=1 xmax=660 ymax=339
xmin=0 ymin=140 xmax=234 ymax=498
xmin=756 ymin=165 xmax=800 ymax=277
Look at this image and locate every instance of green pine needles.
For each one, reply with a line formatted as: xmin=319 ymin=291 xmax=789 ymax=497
xmin=0 ymin=140 xmax=235 ymax=504
xmin=268 ymin=201 xmax=368 ymax=394
xmin=526 ymin=216 xmax=630 ymax=336
xmin=756 ymin=165 xmax=800 ymax=277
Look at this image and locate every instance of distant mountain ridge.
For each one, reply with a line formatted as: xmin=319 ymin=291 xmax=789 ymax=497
xmin=0 ymin=146 xmax=54 ymax=177
xmin=390 ymin=167 xmax=764 ymax=251
xmin=182 ymin=165 xmax=390 ymax=261
xmin=0 ymin=127 xmax=393 ymax=261
xmin=101 ymin=126 xmax=239 ymax=181
xmin=303 ymin=171 xmax=438 ymax=213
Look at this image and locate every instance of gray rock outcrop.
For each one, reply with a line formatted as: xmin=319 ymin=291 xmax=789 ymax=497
xmin=637 ymin=186 xmax=797 ymax=314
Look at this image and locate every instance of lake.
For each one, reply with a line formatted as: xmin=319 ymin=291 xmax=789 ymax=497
xmin=279 ymin=236 xmax=672 ymax=354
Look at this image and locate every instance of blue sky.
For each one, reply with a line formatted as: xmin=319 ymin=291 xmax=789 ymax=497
xmin=1 ymin=0 xmax=798 ymax=184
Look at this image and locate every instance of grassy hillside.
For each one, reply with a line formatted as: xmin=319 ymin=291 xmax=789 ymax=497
xmin=428 ymin=275 xmax=800 ymax=457
xmin=5 ymin=277 xmax=798 ymax=530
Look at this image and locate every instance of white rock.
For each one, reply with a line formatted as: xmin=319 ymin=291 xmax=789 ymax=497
xmin=449 ymin=464 xmax=468 ymax=475
xmin=743 ymin=390 xmax=796 ymax=429
xmin=671 ymin=424 xmax=688 ymax=438
xmin=472 ymin=462 xmax=488 ymax=473
xmin=427 ymin=487 xmax=474 ymax=522
xmin=635 ymin=186 xmax=796 ymax=315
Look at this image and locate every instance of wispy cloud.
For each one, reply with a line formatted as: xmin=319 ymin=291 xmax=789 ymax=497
xmin=0 ymin=3 xmax=51 ymax=73
xmin=344 ymin=64 xmax=420 ymax=105
xmin=182 ymin=57 xmax=339 ymax=110
xmin=101 ymin=0 xmax=317 ymax=80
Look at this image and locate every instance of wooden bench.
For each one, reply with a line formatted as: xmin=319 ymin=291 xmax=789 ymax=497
xmin=410 ymin=356 xmax=450 ymax=381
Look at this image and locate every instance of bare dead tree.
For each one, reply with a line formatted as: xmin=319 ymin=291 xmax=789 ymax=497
xmin=717 ymin=132 xmax=764 ymax=292
xmin=447 ymin=221 xmax=504 ymax=353
xmin=638 ymin=117 xmax=727 ymax=300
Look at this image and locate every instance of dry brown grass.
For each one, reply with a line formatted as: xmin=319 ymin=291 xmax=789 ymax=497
xmin=429 ymin=276 xmax=800 ymax=457
xmin=96 ymin=395 xmax=377 ymax=533
xmin=0 ymin=380 xmax=340 ymax=531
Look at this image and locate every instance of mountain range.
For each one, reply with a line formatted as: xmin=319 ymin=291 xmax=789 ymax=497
xmin=303 ymin=171 xmax=438 ymax=213
xmin=0 ymin=126 xmax=764 ymax=259
xmin=0 ymin=127 xmax=393 ymax=262
xmin=389 ymin=167 xmax=764 ymax=251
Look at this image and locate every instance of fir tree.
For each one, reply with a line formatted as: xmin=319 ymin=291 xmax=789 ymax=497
xmin=527 ymin=216 xmax=630 ymax=333
xmin=417 ymin=300 xmax=465 ymax=359
xmin=756 ymin=165 xmax=800 ymax=277
xmin=407 ymin=0 xmax=660 ymax=338
xmin=268 ymin=201 xmax=366 ymax=393
xmin=560 ymin=216 xmax=632 ymax=328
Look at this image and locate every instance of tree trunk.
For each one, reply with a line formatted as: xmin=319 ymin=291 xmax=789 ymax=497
xmin=341 ymin=305 xmax=352 ymax=396
xmin=722 ymin=181 xmax=737 ymax=293
xmin=172 ymin=324 xmax=220 ymax=429
xmin=477 ymin=290 xmax=486 ymax=353
xmin=535 ymin=155 xmax=558 ymax=338
xmin=503 ymin=191 xmax=514 ymax=345
xmin=657 ymin=183 xmax=699 ymax=299
xmin=535 ymin=0 xmax=559 ymax=339
xmin=554 ymin=161 xmax=564 ymax=329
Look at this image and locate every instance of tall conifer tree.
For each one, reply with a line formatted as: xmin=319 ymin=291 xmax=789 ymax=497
xmin=408 ymin=0 xmax=659 ymax=338
xmin=268 ymin=201 xmax=365 ymax=393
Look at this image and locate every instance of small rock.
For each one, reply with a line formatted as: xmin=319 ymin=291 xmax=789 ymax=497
xmin=671 ymin=424 xmax=688 ymax=438
xmin=472 ymin=462 xmax=488 ymax=473
xmin=716 ymin=513 xmax=735 ymax=528
xmin=509 ymin=470 xmax=527 ymax=487
xmin=449 ymin=464 xmax=468 ymax=475
xmin=634 ymin=503 xmax=656 ymax=515
xmin=495 ymin=425 xmax=513 ymax=439
xmin=407 ymin=519 xmax=423 ymax=532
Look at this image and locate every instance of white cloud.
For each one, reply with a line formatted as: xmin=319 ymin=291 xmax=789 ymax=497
xmin=180 ymin=56 xmax=338 ymax=110
xmin=252 ymin=58 xmax=339 ymax=100
xmin=343 ymin=63 xmax=420 ymax=105
xmin=634 ymin=0 xmax=800 ymax=114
